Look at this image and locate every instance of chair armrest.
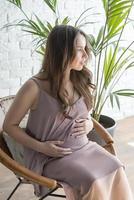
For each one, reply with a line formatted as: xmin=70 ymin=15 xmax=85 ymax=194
xmin=91 ymin=117 xmax=114 ymax=144
xmin=91 ymin=118 xmax=116 ymax=155
xmin=103 ymin=143 xmax=116 ymax=155
xmin=0 ymin=148 xmax=57 ymax=189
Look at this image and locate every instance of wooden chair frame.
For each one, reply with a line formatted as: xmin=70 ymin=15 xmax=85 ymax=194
xmin=0 ymin=95 xmax=116 ymax=199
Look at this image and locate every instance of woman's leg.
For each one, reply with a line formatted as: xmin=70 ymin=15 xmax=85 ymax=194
xmin=83 ymin=167 xmax=133 ymax=200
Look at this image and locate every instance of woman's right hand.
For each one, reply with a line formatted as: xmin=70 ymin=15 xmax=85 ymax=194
xmin=40 ymin=140 xmax=72 ymax=158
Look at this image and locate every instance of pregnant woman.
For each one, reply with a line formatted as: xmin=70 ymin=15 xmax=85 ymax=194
xmin=3 ymin=25 xmax=133 ymax=199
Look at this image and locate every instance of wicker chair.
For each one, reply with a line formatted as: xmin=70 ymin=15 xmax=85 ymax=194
xmin=0 ymin=95 xmax=116 ymax=200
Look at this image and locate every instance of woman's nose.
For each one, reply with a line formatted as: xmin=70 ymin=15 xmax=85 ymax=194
xmin=83 ymin=51 xmax=88 ymax=59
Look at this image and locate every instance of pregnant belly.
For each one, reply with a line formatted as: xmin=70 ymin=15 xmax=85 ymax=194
xmin=59 ymin=134 xmax=89 ymax=151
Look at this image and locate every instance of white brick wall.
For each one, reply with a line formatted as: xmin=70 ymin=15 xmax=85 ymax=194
xmin=0 ymin=0 xmax=134 ymax=120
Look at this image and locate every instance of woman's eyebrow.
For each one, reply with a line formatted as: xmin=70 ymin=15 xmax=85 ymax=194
xmin=76 ymin=45 xmax=85 ymax=48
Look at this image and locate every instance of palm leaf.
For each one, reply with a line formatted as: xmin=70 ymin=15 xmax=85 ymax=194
xmin=36 ymin=45 xmax=46 ymax=55
xmin=114 ymin=89 xmax=134 ymax=96
xmin=34 ymin=15 xmax=50 ymax=35
xmin=7 ymin=0 xmax=22 ymax=8
xmin=87 ymin=34 xmax=96 ymax=53
xmin=96 ymin=27 xmax=104 ymax=47
xmin=55 ymin=18 xmax=59 ymax=25
xmin=43 ymin=0 xmax=58 ymax=13
xmin=93 ymin=0 xmax=132 ymax=63
xmin=74 ymin=7 xmax=94 ymax=27
xmin=114 ymin=94 xmax=120 ymax=109
xmin=110 ymin=93 xmax=114 ymax=108
xmin=126 ymin=62 xmax=134 ymax=69
xmin=46 ymin=21 xmax=53 ymax=31
xmin=109 ymin=92 xmax=120 ymax=109
xmin=77 ymin=21 xmax=96 ymax=29
xmin=61 ymin=16 xmax=70 ymax=25
xmin=104 ymin=45 xmax=118 ymax=87
xmin=100 ymin=0 xmax=132 ymax=48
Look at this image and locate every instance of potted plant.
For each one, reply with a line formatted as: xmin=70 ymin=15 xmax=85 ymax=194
xmin=3 ymin=0 xmax=134 ymax=136
xmin=87 ymin=0 xmax=134 ymax=137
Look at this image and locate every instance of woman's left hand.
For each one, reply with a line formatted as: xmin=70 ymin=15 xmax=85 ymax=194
xmin=72 ymin=118 xmax=93 ymax=137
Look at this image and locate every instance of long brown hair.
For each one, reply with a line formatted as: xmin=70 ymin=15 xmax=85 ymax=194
xmin=40 ymin=25 xmax=95 ymax=111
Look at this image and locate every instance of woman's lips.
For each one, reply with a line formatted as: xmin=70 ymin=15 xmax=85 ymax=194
xmin=80 ymin=61 xmax=86 ymax=65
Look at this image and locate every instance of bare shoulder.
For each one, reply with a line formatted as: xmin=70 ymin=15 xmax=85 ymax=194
xmin=18 ymin=78 xmax=39 ymax=98
xmin=13 ymin=78 xmax=40 ymax=111
xmin=3 ymin=79 xmax=40 ymax=129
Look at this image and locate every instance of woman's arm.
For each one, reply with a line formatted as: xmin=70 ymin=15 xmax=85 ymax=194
xmin=3 ymin=79 xmax=72 ymax=157
xmin=3 ymin=79 xmax=43 ymax=152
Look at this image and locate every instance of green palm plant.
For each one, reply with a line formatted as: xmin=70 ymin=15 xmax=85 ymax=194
xmin=88 ymin=0 xmax=134 ymax=121
xmin=5 ymin=0 xmax=96 ymax=55
xmin=5 ymin=0 xmax=71 ymax=55
xmin=4 ymin=0 xmax=134 ymax=122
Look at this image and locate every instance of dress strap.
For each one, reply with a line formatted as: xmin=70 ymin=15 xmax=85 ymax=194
xmin=30 ymin=77 xmax=42 ymax=90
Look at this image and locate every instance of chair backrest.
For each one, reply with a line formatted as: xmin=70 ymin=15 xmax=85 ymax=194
xmin=0 ymin=130 xmax=12 ymax=157
xmin=0 ymin=95 xmax=28 ymax=128
xmin=0 ymin=96 xmax=28 ymax=165
xmin=0 ymin=95 xmax=61 ymax=191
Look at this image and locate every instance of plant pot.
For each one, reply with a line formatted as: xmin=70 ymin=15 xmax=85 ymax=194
xmin=88 ymin=115 xmax=116 ymax=146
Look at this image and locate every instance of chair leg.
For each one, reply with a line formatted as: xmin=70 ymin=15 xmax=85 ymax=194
xmin=6 ymin=178 xmax=22 ymax=200
xmin=49 ymin=193 xmax=66 ymax=198
xmin=39 ymin=187 xmax=66 ymax=199
xmin=6 ymin=178 xmax=66 ymax=200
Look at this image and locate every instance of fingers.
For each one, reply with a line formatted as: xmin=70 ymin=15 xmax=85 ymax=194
xmin=53 ymin=146 xmax=72 ymax=157
xmin=48 ymin=140 xmax=72 ymax=157
xmin=72 ymin=120 xmax=85 ymax=137
xmin=72 ymin=126 xmax=85 ymax=136
xmin=71 ymin=131 xmax=86 ymax=137
xmin=73 ymin=125 xmax=84 ymax=131
xmin=75 ymin=118 xmax=86 ymax=123
xmin=72 ymin=118 xmax=93 ymax=137
xmin=54 ymin=146 xmax=72 ymax=153
xmin=51 ymin=140 xmax=64 ymax=145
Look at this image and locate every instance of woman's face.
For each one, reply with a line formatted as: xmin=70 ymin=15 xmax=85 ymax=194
xmin=69 ymin=33 xmax=88 ymax=71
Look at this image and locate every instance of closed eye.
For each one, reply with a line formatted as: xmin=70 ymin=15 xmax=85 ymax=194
xmin=76 ymin=48 xmax=84 ymax=52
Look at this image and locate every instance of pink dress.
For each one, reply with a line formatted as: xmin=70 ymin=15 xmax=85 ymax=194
xmin=24 ymin=78 xmax=133 ymax=200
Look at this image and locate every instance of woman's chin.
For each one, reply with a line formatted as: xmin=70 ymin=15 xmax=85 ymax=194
xmin=73 ymin=65 xmax=84 ymax=71
xmin=78 ymin=65 xmax=84 ymax=71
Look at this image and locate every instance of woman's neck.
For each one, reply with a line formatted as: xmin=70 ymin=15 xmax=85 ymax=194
xmin=62 ymin=68 xmax=71 ymax=84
